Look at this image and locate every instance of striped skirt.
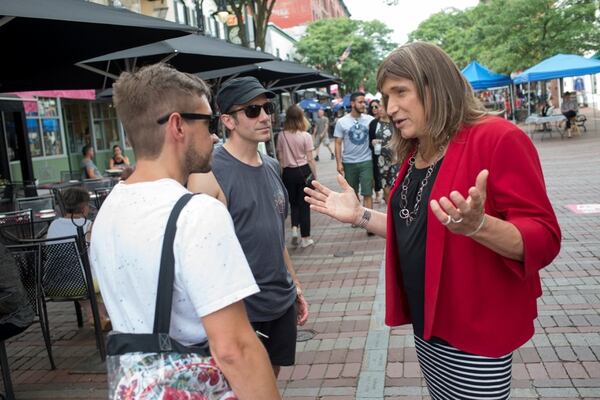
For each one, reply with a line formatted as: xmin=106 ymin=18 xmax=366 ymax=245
xmin=414 ymin=335 xmax=513 ymax=400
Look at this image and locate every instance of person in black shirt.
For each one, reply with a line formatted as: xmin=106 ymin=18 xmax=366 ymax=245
xmin=304 ymin=42 xmax=560 ymax=400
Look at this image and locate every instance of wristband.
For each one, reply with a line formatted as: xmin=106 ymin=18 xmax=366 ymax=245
xmin=356 ymin=208 xmax=371 ymax=229
xmin=465 ymin=214 xmax=486 ymax=237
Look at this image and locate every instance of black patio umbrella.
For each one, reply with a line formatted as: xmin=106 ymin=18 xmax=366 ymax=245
xmin=76 ymin=34 xmax=277 ymax=89
xmin=268 ymin=72 xmax=339 ymax=93
xmin=0 ymin=0 xmax=195 ymax=92
xmin=198 ymin=60 xmax=338 ymax=94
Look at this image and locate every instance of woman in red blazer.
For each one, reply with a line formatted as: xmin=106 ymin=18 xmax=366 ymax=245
xmin=305 ymin=42 xmax=561 ymax=400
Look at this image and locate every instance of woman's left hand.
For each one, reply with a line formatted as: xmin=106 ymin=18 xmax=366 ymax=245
xmin=430 ymin=169 xmax=488 ymax=235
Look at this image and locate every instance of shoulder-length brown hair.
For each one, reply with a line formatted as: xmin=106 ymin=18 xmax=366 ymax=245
xmin=376 ymin=42 xmax=487 ymax=162
xmin=284 ymin=105 xmax=309 ymax=132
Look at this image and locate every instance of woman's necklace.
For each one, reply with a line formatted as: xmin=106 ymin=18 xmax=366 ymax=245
xmin=398 ymin=146 xmax=445 ymax=226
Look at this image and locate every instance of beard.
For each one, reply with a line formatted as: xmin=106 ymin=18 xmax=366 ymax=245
xmin=184 ymin=143 xmax=212 ymax=174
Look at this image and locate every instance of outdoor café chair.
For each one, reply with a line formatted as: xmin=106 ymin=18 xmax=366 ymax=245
xmin=60 ymin=170 xmax=82 ymax=183
xmin=94 ymin=188 xmax=111 ymax=210
xmin=7 ymin=236 xmax=106 ymax=369
xmin=82 ymin=179 xmax=111 ymax=193
xmin=0 ymin=209 xmax=34 ymax=245
xmin=16 ymin=195 xmax=55 ymax=221
xmin=4 ymin=241 xmax=55 ymax=370
xmin=0 ymin=184 xmax=17 ymax=212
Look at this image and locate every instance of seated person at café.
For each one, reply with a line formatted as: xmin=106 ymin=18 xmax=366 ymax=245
xmin=108 ymin=144 xmax=130 ymax=170
xmin=48 ymin=187 xmax=92 ymax=240
xmin=81 ymin=144 xmax=102 ymax=179
xmin=46 ymin=187 xmax=108 ymax=327
xmin=561 ymin=91 xmax=579 ymax=138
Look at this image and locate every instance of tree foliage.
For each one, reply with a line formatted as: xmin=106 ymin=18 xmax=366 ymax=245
xmin=295 ymin=18 xmax=397 ymax=92
xmin=408 ymin=0 xmax=600 ymax=73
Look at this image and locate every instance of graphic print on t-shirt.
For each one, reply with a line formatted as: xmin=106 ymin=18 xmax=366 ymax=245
xmin=274 ymin=186 xmax=286 ymax=216
xmin=348 ymin=120 xmax=369 ymax=146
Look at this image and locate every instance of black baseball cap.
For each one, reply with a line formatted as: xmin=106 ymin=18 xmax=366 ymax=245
xmin=216 ymin=76 xmax=275 ymax=114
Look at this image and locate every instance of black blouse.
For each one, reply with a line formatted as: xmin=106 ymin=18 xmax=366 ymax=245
xmin=391 ymin=159 xmax=442 ymax=338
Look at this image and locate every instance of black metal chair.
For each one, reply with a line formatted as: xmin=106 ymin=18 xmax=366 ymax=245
xmin=4 ymin=242 xmax=54 ymax=370
xmin=60 ymin=170 xmax=82 ymax=183
xmin=15 ymin=195 xmax=55 ymax=222
xmin=82 ymin=179 xmax=111 ymax=193
xmin=0 ymin=184 xmax=16 ymax=212
xmin=94 ymin=188 xmax=111 ymax=210
xmin=0 ymin=209 xmax=34 ymax=245
xmin=6 ymin=236 xmax=106 ymax=369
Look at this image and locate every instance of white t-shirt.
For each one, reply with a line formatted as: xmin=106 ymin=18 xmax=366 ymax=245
xmin=47 ymin=218 xmax=92 ymax=239
xmin=90 ymin=179 xmax=259 ymax=346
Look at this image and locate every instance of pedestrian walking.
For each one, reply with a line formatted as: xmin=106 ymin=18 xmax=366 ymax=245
xmin=277 ymin=105 xmax=317 ymax=248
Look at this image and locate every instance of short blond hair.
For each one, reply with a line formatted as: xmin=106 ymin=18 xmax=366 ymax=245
xmin=377 ymin=42 xmax=487 ymax=161
xmin=112 ymin=63 xmax=211 ymax=159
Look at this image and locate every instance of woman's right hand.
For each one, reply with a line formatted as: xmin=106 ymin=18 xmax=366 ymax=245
xmin=304 ymin=174 xmax=362 ymax=224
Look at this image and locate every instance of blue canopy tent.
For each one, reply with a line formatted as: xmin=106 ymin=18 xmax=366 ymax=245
xmin=513 ymin=54 xmax=600 ymax=84
xmin=462 ymin=61 xmax=512 ymax=90
xmin=513 ymin=54 xmax=600 ymax=124
xmin=462 ymin=61 xmax=515 ymax=120
xmin=298 ymin=98 xmax=322 ymax=112
xmin=332 ymin=94 xmax=351 ymax=112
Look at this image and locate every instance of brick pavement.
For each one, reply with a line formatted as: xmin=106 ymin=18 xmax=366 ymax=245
xmin=2 ymin=114 xmax=600 ymax=399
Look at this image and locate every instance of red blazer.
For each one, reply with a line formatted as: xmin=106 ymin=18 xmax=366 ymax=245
xmin=385 ymin=116 xmax=561 ymax=357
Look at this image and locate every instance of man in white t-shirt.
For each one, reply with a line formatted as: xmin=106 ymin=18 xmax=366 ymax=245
xmin=90 ymin=63 xmax=280 ymax=399
xmin=334 ymin=92 xmax=375 ymax=213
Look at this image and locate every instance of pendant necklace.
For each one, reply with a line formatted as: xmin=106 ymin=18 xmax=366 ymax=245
xmin=398 ymin=146 xmax=444 ymax=226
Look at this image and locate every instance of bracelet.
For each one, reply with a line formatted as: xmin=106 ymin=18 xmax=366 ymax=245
xmin=356 ymin=208 xmax=371 ymax=229
xmin=465 ymin=214 xmax=486 ymax=237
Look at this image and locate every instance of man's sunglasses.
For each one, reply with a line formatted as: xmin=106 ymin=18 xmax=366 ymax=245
xmin=156 ymin=112 xmax=219 ymax=133
xmin=228 ymin=102 xmax=275 ymax=119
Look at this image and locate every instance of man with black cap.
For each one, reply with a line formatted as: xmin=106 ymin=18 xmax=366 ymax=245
xmin=188 ymin=77 xmax=309 ymax=377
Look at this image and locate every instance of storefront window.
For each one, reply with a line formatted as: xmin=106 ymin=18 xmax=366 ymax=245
xmin=41 ymin=118 xmax=63 ymax=156
xmin=92 ymin=102 xmax=119 ymax=150
xmin=63 ymin=102 xmax=91 ymax=154
xmin=26 ymin=118 xmax=42 ymax=157
xmin=25 ymin=98 xmax=64 ymax=158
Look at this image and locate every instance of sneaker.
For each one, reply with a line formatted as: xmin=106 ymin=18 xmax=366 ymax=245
xmin=315 ymin=155 xmax=320 ymax=162
xmin=330 ymin=153 xmax=335 ymax=160
xmin=300 ymin=238 xmax=314 ymax=248
xmin=291 ymin=227 xmax=299 ymax=246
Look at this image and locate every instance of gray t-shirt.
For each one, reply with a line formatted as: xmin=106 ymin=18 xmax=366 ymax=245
xmin=211 ymin=146 xmax=295 ymax=322
xmin=81 ymin=158 xmax=101 ymax=179
xmin=314 ymin=116 xmax=329 ymax=136
xmin=334 ymin=113 xmax=374 ymax=163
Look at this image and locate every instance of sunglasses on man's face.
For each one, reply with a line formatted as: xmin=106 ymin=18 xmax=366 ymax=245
xmin=228 ymin=102 xmax=275 ymax=119
xmin=156 ymin=112 xmax=220 ymax=134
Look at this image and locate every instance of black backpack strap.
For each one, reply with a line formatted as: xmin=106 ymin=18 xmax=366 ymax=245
xmin=153 ymin=193 xmax=197 ymax=334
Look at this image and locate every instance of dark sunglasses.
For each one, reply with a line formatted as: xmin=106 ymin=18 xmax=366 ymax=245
xmin=228 ymin=102 xmax=275 ymax=119
xmin=156 ymin=112 xmax=219 ymax=133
